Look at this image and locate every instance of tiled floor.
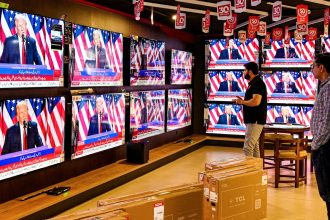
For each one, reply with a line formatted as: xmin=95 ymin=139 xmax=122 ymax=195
xmin=59 ymin=146 xmax=328 ymax=220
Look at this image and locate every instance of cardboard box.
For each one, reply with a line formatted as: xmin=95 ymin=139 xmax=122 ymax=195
xmin=209 ymin=170 xmax=268 ymax=220
xmin=205 ymin=157 xmax=263 ymax=171
xmin=49 ymin=209 xmax=128 ymax=220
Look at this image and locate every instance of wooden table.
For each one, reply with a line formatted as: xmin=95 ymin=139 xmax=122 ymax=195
xmin=259 ymin=124 xmax=310 ymax=176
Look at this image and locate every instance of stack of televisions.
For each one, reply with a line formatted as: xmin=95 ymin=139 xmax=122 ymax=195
xmin=204 ymin=37 xmax=325 ymax=137
xmin=0 ymin=9 xmax=192 ymax=181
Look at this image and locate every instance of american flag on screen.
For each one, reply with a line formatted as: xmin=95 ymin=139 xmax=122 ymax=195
xmin=302 ymin=71 xmax=317 ymax=96
xmin=208 ymin=104 xmax=222 ymax=126
xmin=108 ymin=94 xmax=125 ymax=132
xmin=46 ymin=97 xmax=65 ymax=148
xmin=289 ymin=71 xmax=303 ymax=93
xmin=73 ymin=24 xmax=88 ymax=71
xmin=148 ymin=40 xmax=165 ymax=69
xmin=209 ymin=39 xmax=225 ymax=63
xmin=266 ymin=40 xmax=282 ymax=61
xmin=209 ymin=71 xmax=223 ymax=93
xmin=110 ymin=32 xmax=123 ymax=75
xmin=232 ymin=105 xmax=243 ymax=126
xmin=266 ymin=105 xmax=275 ymax=123
xmin=302 ymin=106 xmax=313 ymax=126
xmin=171 ymin=50 xmax=192 ymax=84
xmin=148 ymin=98 xmax=164 ymax=122
xmin=0 ymin=97 xmax=65 ymax=152
xmin=244 ymin=38 xmax=259 ymax=61
xmin=263 ymin=72 xmax=279 ymax=94
xmin=324 ymin=37 xmax=330 ymax=52
xmin=76 ymin=99 xmax=92 ymax=141
xmin=131 ymin=92 xmax=146 ymax=126
xmin=130 ymin=36 xmax=142 ymax=69
xmin=168 ymin=90 xmax=191 ymax=123
xmin=301 ymin=39 xmax=315 ymax=61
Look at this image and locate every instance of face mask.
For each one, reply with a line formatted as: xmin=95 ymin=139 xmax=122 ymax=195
xmin=244 ymin=72 xmax=251 ymax=80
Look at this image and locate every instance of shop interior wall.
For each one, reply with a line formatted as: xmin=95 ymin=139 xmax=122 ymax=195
xmin=0 ymin=0 xmax=204 ymax=202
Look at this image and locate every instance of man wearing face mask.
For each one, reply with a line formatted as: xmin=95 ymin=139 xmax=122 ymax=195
xmin=0 ymin=13 xmax=42 ymax=65
xmin=87 ymin=97 xmax=111 ymax=136
xmin=1 ymin=101 xmax=43 ymax=155
xmin=85 ymin=30 xmax=109 ymax=69
xmin=234 ymin=62 xmax=267 ymax=157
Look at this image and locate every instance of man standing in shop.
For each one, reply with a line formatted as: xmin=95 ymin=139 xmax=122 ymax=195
xmin=310 ymin=53 xmax=330 ymax=218
xmin=234 ymin=62 xmax=267 ymax=157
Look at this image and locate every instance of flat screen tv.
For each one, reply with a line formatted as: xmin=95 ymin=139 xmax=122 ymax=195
xmin=167 ymin=89 xmax=192 ymax=131
xmin=206 ymin=70 xmax=247 ymax=101
xmin=71 ymin=93 xmax=125 ymax=159
xmin=0 ymin=97 xmax=65 ymax=180
xmin=170 ymin=49 xmax=192 ymax=85
xmin=71 ymin=24 xmax=123 ymax=87
xmin=263 ymin=71 xmax=316 ymax=104
xmin=207 ymin=38 xmax=259 ymax=70
xmin=130 ymin=35 xmax=165 ymax=85
xmin=0 ymin=9 xmax=64 ymax=88
xmin=262 ymin=38 xmax=314 ymax=68
xmin=206 ymin=103 xmax=245 ymax=135
xmin=130 ymin=90 xmax=165 ymax=141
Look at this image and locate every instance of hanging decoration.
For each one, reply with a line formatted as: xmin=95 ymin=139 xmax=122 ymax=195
xmin=175 ymin=5 xmax=186 ymax=29
xmin=202 ymin=17 xmax=209 ymax=33
xmin=235 ymin=0 xmax=247 ymax=13
xmin=251 ymin=0 xmax=261 ymax=7
xmin=257 ymin=21 xmax=266 ymax=36
xmin=248 ymin=16 xmax=260 ymax=32
xmin=217 ymin=1 xmax=232 ymax=20
xmin=265 ymin=32 xmax=271 ymax=45
xmin=307 ymin=28 xmax=317 ymax=41
xmin=294 ymin=30 xmax=303 ymax=43
xmin=225 ymin=13 xmax=237 ymax=29
xmin=296 ymin=22 xmax=308 ymax=35
xmin=223 ymin=22 xmax=234 ymax=36
xmin=248 ymin=30 xmax=256 ymax=39
xmin=238 ymin=30 xmax=247 ymax=43
xmin=272 ymin=1 xmax=282 ymax=22
xmin=296 ymin=4 xmax=308 ymax=24
xmin=272 ymin=27 xmax=283 ymax=41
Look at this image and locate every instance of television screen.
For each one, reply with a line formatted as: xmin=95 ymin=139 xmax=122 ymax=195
xmin=130 ymin=35 xmax=165 ymax=85
xmin=206 ymin=103 xmax=245 ymax=135
xmin=263 ymin=71 xmax=315 ymax=104
xmin=71 ymin=24 xmax=123 ymax=87
xmin=206 ymin=71 xmax=247 ymax=101
xmin=262 ymin=38 xmax=314 ymax=68
xmin=130 ymin=90 xmax=165 ymax=141
xmin=324 ymin=37 xmax=330 ymax=52
xmin=170 ymin=49 xmax=192 ymax=85
xmin=207 ymin=38 xmax=259 ymax=70
xmin=0 ymin=9 xmax=64 ymax=88
xmin=0 ymin=97 xmax=65 ymax=180
xmin=167 ymin=89 xmax=192 ymax=131
xmin=71 ymin=93 xmax=125 ymax=159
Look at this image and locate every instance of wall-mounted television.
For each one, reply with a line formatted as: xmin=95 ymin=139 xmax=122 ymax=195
xmin=170 ymin=49 xmax=192 ymax=85
xmin=130 ymin=90 xmax=165 ymax=141
xmin=167 ymin=89 xmax=192 ymax=131
xmin=207 ymin=38 xmax=259 ymax=70
xmin=263 ymin=71 xmax=316 ymax=104
xmin=262 ymin=38 xmax=314 ymax=68
xmin=71 ymin=93 xmax=125 ymax=159
xmin=0 ymin=97 xmax=65 ymax=180
xmin=0 ymin=9 xmax=64 ymax=88
xmin=71 ymin=24 xmax=123 ymax=87
xmin=206 ymin=103 xmax=245 ymax=135
xmin=206 ymin=70 xmax=247 ymax=101
xmin=130 ymin=35 xmax=165 ymax=85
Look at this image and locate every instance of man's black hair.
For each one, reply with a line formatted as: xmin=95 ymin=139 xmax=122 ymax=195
xmin=244 ymin=62 xmax=259 ymax=75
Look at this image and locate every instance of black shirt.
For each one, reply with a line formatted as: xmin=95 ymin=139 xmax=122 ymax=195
xmin=243 ymin=75 xmax=267 ymax=124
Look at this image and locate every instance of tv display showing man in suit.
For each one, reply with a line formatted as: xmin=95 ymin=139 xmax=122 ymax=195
xmin=275 ymin=106 xmax=296 ymax=124
xmin=87 ymin=97 xmax=111 ymax=136
xmin=1 ymin=101 xmax=43 ymax=155
xmin=274 ymin=43 xmax=299 ymax=59
xmin=217 ymin=105 xmax=240 ymax=125
xmin=218 ymin=71 xmax=242 ymax=92
xmin=85 ymin=30 xmax=109 ymax=69
xmin=219 ymin=39 xmax=242 ymax=60
xmin=274 ymin=72 xmax=299 ymax=93
xmin=0 ymin=13 xmax=42 ymax=65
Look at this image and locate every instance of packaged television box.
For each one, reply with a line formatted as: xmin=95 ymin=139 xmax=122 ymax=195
xmin=208 ymin=169 xmax=268 ymax=220
xmin=205 ymin=156 xmax=263 ymax=171
xmin=48 ymin=209 xmax=128 ymax=220
xmin=98 ymin=183 xmax=204 ymax=220
xmin=199 ymin=164 xmax=264 ymax=220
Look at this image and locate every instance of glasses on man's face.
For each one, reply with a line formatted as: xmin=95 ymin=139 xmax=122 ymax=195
xmin=310 ymin=63 xmax=319 ymax=69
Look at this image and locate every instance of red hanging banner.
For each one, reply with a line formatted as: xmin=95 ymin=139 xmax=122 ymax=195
xmin=223 ymin=23 xmax=234 ymax=36
xmin=225 ymin=13 xmax=237 ymax=29
xmin=202 ymin=17 xmax=209 ymax=33
xmin=134 ymin=1 xmax=141 ymax=20
xmin=175 ymin=5 xmax=186 ymax=29
xmin=217 ymin=1 xmax=232 ymax=20
xmin=296 ymin=4 xmax=308 ymax=24
xmin=205 ymin=9 xmax=210 ymax=27
xmin=248 ymin=16 xmax=260 ymax=32
xmin=235 ymin=0 xmax=247 ymax=13
xmin=296 ymin=22 xmax=308 ymax=35
xmin=325 ymin=8 xmax=329 ymax=26
xmin=257 ymin=21 xmax=266 ymax=36
xmin=272 ymin=1 xmax=282 ymax=22
xmin=272 ymin=28 xmax=283 ymax=41
xmin=307 ymin=28 xmax=317 ymax=41
xmin=248 ymin=30 xmax=256 ymax=39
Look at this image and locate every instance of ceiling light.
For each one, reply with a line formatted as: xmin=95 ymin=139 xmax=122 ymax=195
xmin=172 ymin=15 xmax=176 ymax=20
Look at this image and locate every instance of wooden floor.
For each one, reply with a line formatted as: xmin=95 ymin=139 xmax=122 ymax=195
xmin=58 ymin=145 xmax=328 ymax=220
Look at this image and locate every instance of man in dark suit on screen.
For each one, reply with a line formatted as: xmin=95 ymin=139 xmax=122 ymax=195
xmin=274 ymin=43 xmax=299 ymax=59
xmin=1 ymin=101 xmax=43 ymax=155
xmin=217 ymin=105 xmax=240 ymax=125
xmin=88 ymin=97 xmax=111 ymax=136
xmin=219 ymin=40 xmax=242 ymax=60
xmin=275 ymin=107 xmax=296 ymax=124
xmin=0 ymin=14 xmax=42 ymax=65
xmin=274 ymin=72 xmax=299 ymax=93
xmin=85 ymin=30 xmax=109 ymax=69
xmin=218 ymin=71 xmax=242 ymax=92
